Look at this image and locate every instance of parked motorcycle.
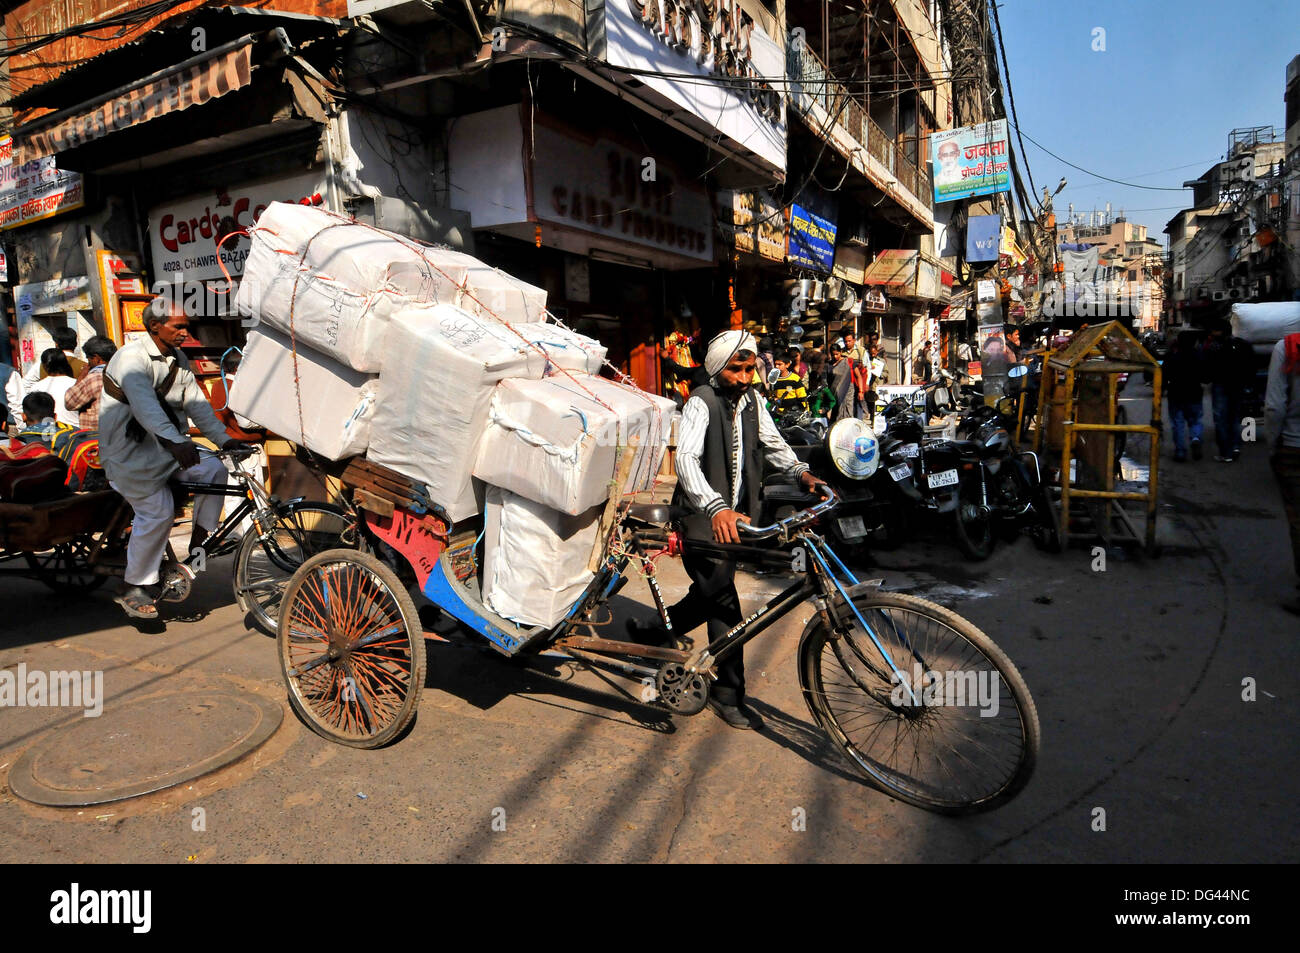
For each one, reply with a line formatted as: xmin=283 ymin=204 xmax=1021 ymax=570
xmin=949 ymin=365 xmax=1061 ymax=557
xmin=878 ymin=368 xmax=1059 ymax=560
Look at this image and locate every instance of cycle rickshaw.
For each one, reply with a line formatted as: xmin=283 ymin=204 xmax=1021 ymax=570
xmin=278 ymin=465 xmax=1041 ymax=816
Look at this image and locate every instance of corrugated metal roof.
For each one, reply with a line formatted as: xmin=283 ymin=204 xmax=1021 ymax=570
xmin=5 ymin=5 xmax=342 ymax=111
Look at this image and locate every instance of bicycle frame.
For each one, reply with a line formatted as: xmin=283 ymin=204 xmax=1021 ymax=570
xmin=554 ymin=513 xmax=925 ymax=708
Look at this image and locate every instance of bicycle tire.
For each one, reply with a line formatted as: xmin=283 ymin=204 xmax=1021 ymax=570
xmin=799 ymin=589 xmax=1039 ymax=815
xmin=278 ymin=549 xmax=425 ymax=749
xmin=233 ymin=502 xmax=364 ymax=635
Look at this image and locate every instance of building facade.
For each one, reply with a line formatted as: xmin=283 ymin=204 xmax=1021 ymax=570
xmin=0 ymin=0 xmax=962 ymax=394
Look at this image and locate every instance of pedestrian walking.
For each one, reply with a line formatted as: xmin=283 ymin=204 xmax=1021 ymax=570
xmin=1203 ymin=318 xmax=1254 ymax=461
xmin=1265 ymin=331 xmax=1300 ymax=616
xmin=1163 ymin=330 xmax=1205 ymax=462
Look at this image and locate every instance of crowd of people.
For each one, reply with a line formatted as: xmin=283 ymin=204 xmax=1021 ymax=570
xmin=725 ymin=329 xmax=890 ymax=425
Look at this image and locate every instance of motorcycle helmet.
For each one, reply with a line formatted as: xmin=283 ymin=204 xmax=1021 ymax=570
xmin=826 ymin=417 xmax=880 ymax=480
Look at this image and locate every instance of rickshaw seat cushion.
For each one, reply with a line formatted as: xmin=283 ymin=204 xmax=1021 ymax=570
xmin=0 ymin=455 xmax=70 ymax=504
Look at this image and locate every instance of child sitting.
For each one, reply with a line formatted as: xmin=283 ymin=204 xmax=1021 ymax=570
xmin=16 ymin=392 xmax=59 ymax=446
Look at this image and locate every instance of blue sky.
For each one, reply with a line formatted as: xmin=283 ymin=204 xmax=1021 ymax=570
xmin=995 ymin=0 xmax=1299 ymax=244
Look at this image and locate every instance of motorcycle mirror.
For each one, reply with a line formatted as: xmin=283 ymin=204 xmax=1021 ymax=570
xmin=766 ymin=368 xmax=781 ymax=387
xmin=934 ymin=386 xmax=951 ymax=408
xmin=1008 ymin=364 xmax=1028 ymax=379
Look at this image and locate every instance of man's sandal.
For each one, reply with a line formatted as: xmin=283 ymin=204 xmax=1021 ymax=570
xmin=114 ymin=586 xmax=159 ymax=620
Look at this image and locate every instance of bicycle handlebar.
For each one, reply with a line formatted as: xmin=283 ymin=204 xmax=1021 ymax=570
xmin=735 ymin=484 xmax=838 ymax=540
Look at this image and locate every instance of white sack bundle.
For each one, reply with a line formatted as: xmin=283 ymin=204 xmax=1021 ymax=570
xmin=235 ymin=202 xmax=549 ymax=372
xmin=367 ymin=304 xmax=608 ymax=520
xmin=1231 ymin=302 xmax=1300 ymax=354
xmin=482 ymin=486 xmax=602 ymax=628
xmin=227 ymin=326 xmax=376 ymax=460
xmin=473 ymin=374 xmax=675 ymax=515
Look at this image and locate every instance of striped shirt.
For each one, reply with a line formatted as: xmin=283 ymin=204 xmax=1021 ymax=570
xmin=676 ymin=387 xmax=809 ymax=518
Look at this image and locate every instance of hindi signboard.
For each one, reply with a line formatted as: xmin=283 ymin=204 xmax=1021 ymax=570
xmin=929 ymin=120 xmax=1011 ymax=204
xmin=0 ymin=136 xmax=85 ymax=231
xmin=787 ymin=191 xmax=837 ymax=273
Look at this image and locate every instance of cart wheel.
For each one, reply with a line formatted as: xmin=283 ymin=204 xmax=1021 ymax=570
xmin=278 ymin=549 xmax=425 ymax=749
xmin=24 ymin=541 xmax=107 ymax=593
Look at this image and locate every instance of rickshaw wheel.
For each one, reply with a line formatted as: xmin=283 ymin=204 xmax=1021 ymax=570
xmin=24 ymin=541 xmax=107 ymax=592
xmin=278 ymin=549 xmax=425 ymax=749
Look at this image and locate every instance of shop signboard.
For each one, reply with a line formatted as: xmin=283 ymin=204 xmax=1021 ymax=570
xmin=599 ymin=0 xmax=786 ymax=172
xmin=831 ymin=245 xmax=867 ymax=285
xmin=533 ymin=125 xmax=713 ymax=262
xmin=148 ymin=173 xmax=325 ymax=284
xmin=0 ymin=135 xmax=85 ymax=231
xmin=95 ymin=249 xmax=145 ymax=344
xmin=787 ymin=192 xmax=837 ymax=273
xmin=13 ymin=276 xmax=96 ymax=375
xmin=1000 ymin=225 xmax=1027 ymax=266
xmin=731 ymin=189 xmax=785 ymax=261
xmin=862 ymin=249 xmax=944 ymax=301
xmin=929 ymin=119 xmax=1011 ymax=204
xmin=966 ymin=214 xmax=1000 ymax=262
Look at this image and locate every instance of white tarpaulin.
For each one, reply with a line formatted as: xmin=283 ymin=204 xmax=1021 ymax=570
xmin=482 ymin=487 xmax=602 ymax=628
xmin=474 ymin=374 xmax=675 ymax=515
xmin=367 ymin=304 xmax=608 ymax=520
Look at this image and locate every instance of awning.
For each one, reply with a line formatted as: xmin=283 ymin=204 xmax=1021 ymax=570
xmin=13 ymin=37 xmax=255 ymax=165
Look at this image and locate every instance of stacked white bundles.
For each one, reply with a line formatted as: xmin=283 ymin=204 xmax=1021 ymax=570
xmin=1231 ymin=302 xmax=1300 ymax=354
xmin=227 ymin=326 xmax=376 ymax=460
xmin=367 ymin=304 xmax=609 ymax=520
xmin=473 ymin=374 xmax=675 ymax=515
xmin=235 ymin=202 xmax=549 ymax=372
xmin=481 ymin=487 xmax=603 ymax=627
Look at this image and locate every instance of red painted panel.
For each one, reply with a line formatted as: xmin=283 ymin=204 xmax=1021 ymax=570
xmin=362 ymin=506 xmax=447 ymax=592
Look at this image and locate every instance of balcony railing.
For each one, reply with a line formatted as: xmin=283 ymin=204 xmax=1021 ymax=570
xmin=787 ymin=44 xmax=932 ymax=211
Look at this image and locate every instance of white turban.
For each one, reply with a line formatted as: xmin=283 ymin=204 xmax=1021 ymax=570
xmin=704 ymin=330 xmax=758 ymax=379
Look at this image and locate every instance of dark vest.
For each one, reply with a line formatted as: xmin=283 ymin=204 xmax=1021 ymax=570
xmin=673 ymin=384 xmax=763 ymax=538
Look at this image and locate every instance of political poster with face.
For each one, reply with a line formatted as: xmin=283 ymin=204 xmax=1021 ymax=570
xmin=930 ymin=120 xmax=1011 ymax=204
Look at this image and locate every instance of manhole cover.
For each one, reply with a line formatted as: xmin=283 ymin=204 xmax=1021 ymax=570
xmin=8 ymin=691 xmax=283 ymax=807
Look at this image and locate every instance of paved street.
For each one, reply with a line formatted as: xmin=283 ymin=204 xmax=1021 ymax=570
xmin=2 ymin=382 xmax=1296 ymax=863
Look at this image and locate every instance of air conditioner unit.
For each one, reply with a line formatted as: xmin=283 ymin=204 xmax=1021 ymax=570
xmin=1211 ymin=290 xmax=1229 ymax=302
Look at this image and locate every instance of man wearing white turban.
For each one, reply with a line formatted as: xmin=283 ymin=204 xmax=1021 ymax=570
xmin=630 ymin=329 xmax=825 ymax=729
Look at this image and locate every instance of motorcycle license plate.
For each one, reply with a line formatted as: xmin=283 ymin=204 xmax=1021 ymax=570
xmin=895 ymin=443 xmax=920 ymax=459
xmin=927 ymin=468 xmax=959 ymax=489
xmin=889 ymin=463 xmax=913 ymax=482
xmin=837 ymin=515 xmax=868 ymax=540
